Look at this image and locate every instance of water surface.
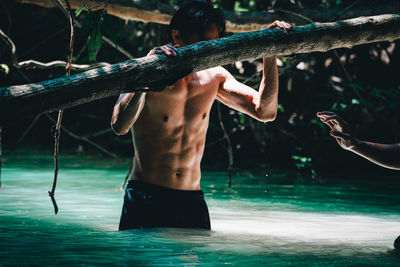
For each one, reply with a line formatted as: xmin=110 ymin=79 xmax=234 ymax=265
xmin=1 ymin=153 xmax=400 ymax=265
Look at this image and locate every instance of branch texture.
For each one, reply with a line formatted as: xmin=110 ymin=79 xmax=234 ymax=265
xmin=1 ymin=13 xmax=400 ymax=122
xmin=18 ymin=0 xmax=400 ymax=32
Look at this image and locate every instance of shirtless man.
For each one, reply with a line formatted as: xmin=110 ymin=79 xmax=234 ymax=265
xmin=111 ymin=0 xmax=291 ymax=230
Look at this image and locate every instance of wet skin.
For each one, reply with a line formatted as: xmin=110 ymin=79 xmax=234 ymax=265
xmin=112 ymin=21 xmax=291 ymax=190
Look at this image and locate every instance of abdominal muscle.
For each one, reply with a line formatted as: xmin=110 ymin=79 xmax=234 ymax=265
xmin=130 ymin=129 xmax=206 ymax=190
xmin=128 ymin=72 xmax=218 ymax=190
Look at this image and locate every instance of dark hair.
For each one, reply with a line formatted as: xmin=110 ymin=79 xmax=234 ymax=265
xmin=169 ymin=0 xmax=226 ymax=42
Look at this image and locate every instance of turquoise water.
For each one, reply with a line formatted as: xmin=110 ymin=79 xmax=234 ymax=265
xmin=1 ymin=153 xmax=400 ymax=266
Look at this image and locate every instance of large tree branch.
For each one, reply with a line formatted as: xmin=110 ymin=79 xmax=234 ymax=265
xmin=1 ymin=13 xmax=400 ymax=123
xmin=18 ymin=0 xmax=400 ymax=32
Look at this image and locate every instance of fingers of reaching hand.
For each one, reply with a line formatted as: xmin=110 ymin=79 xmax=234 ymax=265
xmin=324 ymin=116 xmax=348 ymax=133
xmin=331 ymin=131 xmax=345 ymax=145
xmin=323 ymin=114 xmax=340 ymax=124
xmin=317 ymin=112 xmax=337 ymax=129
xmin=318 ymin=113 xmax=343 ymax=128
xmin=326 ymin=120 xmax=335 ymax=130
xmin=334 ymin=136 xmax=344 ymax=146
xmin=330 ymin=130 xmax=350 ymax=140
xmin=317 ymin=113 xmax=333 ymax=123
xmin=317 ymin=111 xmax=351 ymax=137
xmin=317 ymin=111 xmax=335 ymax=117
xmin=325 ymin=115 xmax=348 ymax=131
xmin=317 ymin=112 xmax=353 ymax=148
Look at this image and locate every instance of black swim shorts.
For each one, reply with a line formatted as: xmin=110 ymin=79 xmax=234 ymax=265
xmin=119 ymin=180 xmax=211 ymax=230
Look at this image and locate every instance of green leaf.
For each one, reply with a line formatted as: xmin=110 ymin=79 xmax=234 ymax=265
xmin=88 ymin=23 xmax=102 ymax=62
xmin=213 ymin=3 xmax=220 ymax=9
xmin=100 ymin=9 xmax=106 ymax=21
xmin=332 ymin=102 xmax=348 ymax=112
xmin=239 ymin=113 xmax=246 ymax=124
xmin=234 ymin=2 xmax=249 ymax=12
xmin=291 ymin=155 xmax=312 ymax=169
xmin=75 ymin=5 xmax=85 ymax=17
xmin=81 ymin=10 xmax=94 ymax=38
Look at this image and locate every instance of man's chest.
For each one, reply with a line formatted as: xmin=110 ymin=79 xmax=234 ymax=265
xmin=144 ymin=71 xmax=220 ymax=121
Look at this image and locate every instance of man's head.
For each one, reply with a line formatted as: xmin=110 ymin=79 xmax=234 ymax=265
xmin=169 ymin=0 xmax=225 ymax=46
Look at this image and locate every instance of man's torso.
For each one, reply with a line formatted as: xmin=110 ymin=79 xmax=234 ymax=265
xmin=130 ymin=67 xmax=224 ymax=190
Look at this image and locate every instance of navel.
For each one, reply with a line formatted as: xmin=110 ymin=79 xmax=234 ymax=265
xmin=202 ymin=113 xmax=206 ymax=119
xmin=175 ymin=168 xmax=183 ymax=178
xmin=163 ymin=115 xmax=168 ymax=122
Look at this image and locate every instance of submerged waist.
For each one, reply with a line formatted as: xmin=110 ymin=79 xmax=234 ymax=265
xmin=127 ymin=180 xmax=204 ymax=199
xmin=130 ymin=162 xmax=202 ymax=190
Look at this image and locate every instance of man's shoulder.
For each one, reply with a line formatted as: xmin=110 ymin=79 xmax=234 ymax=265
xmin=202 ymin=66 xmax=231 ymax=79
xmin=206 ymin=66 xmax=228 ymax=73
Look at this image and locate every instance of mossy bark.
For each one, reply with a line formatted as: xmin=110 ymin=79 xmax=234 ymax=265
xmin=1 ymin=13 xmax=400 ymax=122
xmin=19 ymin=0 xmax=400 ymax=32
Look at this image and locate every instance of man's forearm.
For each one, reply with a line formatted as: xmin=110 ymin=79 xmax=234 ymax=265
xmin=351 ymin=141 xmax=400 ymax=170
xmin=255 ymin=56 xmax=279 ymax=120
xmin=111 ymin=93 xmax=146 ymax=135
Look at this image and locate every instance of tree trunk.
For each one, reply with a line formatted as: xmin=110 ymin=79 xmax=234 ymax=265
xmin=1 ymin=13 xmax=400 ymax=123
xmin=18 ymin=0 xmax=400 ymax=32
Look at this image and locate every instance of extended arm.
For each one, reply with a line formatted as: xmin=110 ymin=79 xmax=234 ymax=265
xmin=216 ymin=56 xmax=278 ymax=122
xmin=317 ymin=111 xmax=400 ymax=170
xmin=217 ymin=21 xmax=290 ymax=122
xmin=352 ymin=141 xmax=400 ymax=170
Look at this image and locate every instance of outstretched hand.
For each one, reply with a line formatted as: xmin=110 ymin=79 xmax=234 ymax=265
xmin=147 ymin=44 xmax=180 ymax=56
xmin=317 ymin=111 xmax=357 ymax=150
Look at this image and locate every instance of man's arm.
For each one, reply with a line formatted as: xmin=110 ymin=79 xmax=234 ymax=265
xmin=317 ymin=111 xmax=400 ymax=170
xmin=352 ymin=141 xmax=400 ymax=170
xmin=111 ymin=93 xmax=146 ymax=135
xmin=216 ymin=21 xmax=291 ymax=122
xmin=216 ymin=56 xmax=278 ymax=122
xmin=111 ymin=44 xmax=178 ymax=135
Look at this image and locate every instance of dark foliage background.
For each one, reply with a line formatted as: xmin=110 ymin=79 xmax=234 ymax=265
xmin=0 ymin=0 xmax=399 ymax=178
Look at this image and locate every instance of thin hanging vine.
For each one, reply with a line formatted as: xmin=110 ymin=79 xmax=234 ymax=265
xmin=48 ymin=0 xmax=75 ymax=214
xmin=217 ymin=102 xmax=234 ymax=188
